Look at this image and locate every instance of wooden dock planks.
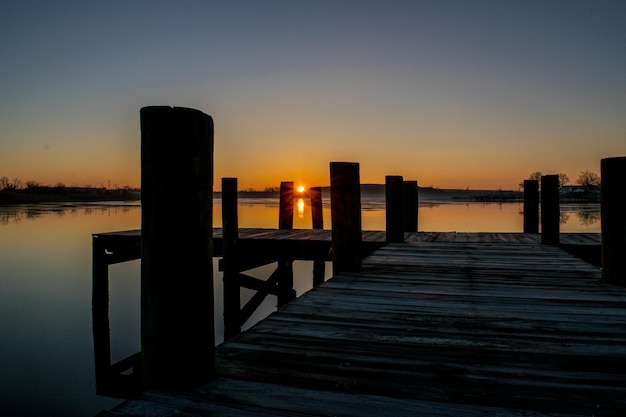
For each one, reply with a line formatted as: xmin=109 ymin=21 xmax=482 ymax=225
xmin=101 ymin=234 xmax=626 ymax=417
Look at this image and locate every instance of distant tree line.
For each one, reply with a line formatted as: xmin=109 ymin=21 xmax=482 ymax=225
xmin=520 ymin=170 xmax=601 ymax=190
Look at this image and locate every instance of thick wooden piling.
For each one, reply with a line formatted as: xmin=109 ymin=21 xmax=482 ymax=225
xmin=540 ymin=175 xmax=560 ymax=245
xmin=601 ymin=156 xmax=626 ymax=285
xmin=330 ymin=162 xmax=362 ymax=274
xmin=403 ymin=180 xmax=418 ymax=232
xmin=140 ymin=106 xmax=215 ymax=389
xmin=523 ymin=179 xmax=539 ymax=233
xmin=222 ymin=178 xmax=240 ymax=339
xmin=310 ymin=186 xmax=326 ymax=286
xmin=278 ymin=181 xmax=295 ymax=307
xmin=386 ymin=175 xmax=404 ymax=242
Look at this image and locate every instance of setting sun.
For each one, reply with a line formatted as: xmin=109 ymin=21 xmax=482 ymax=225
xmin=297 ymin=185 xmax=305 ymax=193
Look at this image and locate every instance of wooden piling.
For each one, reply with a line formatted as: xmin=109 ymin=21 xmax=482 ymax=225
xmin=386 ymin=176 xmax=404 ymax=242
xmin=601 ymin=156 xmax=626 ymax=285
xmin=330 ymin=162 xmax=362 ymax=274
xmin=523 ymin=179 xmax=539 ymax=233
xmin=279 ymin=182 xmax=294 ymax=230
xmin=222 ymin=178 xmax=240 ymax=339
xmin=310 ymin=186 xmax=324 ymax=230
xmin=403 ymin=180 xmax=418 ymax=232
xmin=278 ymin=181 xmax=295 ymax=307
xmin=540 ymin=175 xmax=560 ymax=245
xmin=92 ymin=236 xmax=112 ymax=393
xmin=310 ymin=186 xmax=325 ymax=286
xmin=140 ymin=106 xmax=215 ymax=389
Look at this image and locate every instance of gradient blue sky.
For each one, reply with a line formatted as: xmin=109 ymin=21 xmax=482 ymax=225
xmin=1 ymin=0 xmax=625 ymax=190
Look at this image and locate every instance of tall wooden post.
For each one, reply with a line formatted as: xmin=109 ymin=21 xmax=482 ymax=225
xmin=403 ymin=180 xmax=418 ymax=232
xmin=523 ymin=179 xmax=539 ymax=233
xmin=330 ymin=162 xmax=362 ymax=274
xmin=310 ymin=186 xmax=326 ymax=286
xmin=222 ymin=177 xmax=240 ymax=339
xmin=386 ymin=176 xmax=404 ymax=242
xmin=601 ymin=157 xmax=626 ymax=285
xmin=140 ymin=106 xmax=215 ymax=389
xmin=92 ymin=236 xmax=112 ymax=393
xmin=277 ymin=181 xmax=295 ymax=307
xmin=279 ymin=181 xmax=294 ymax=230
xmin=541 ymin=175 xmax=560 ymax=245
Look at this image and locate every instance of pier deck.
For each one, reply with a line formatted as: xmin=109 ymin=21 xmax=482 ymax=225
xmin=97 ymin=231 xmax=626 ymax=416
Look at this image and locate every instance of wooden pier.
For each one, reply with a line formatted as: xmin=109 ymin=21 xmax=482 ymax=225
xmin=94 ymin=229 xmax=626 ymax=417
xmin=93 ymin=110 xmax=626 ymax=416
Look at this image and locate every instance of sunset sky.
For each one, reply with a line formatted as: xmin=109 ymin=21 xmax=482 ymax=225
xmin=1 ymin=1 xmax=625 ymax=191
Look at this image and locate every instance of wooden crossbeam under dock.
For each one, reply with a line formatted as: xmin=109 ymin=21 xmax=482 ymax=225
xmin=98 ymin=232 xmax=626 ymax=417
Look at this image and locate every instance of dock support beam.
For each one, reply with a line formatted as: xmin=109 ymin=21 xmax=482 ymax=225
xmin=310 ymin=186 xmax=326 ymax=286
xmin=386 ymin=175 xmax=404 ymax=242
xmin=403 ymin=180 xmax=418 ymax=232
xmin=523 ymin=179 xmax=539 ymax=233
xmin=601 ymin=156 xmax=626 ymax=285
xmin=541 ymin=175 xmax=560 ymax=245
xmin=140 ymin=106 xmax=215 ymax=389
xmin=330 ymin=162 xmax=362 ymax=274
xmin=277 ymin=181 xmax=295 ymax=307
xmin=222 ymin=177 xmax=240 ymax=339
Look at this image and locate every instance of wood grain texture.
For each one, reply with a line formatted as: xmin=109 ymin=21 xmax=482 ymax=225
xmin=101 ymin=236 xmax=625 ymax=416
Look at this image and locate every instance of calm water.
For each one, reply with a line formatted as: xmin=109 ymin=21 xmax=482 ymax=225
xmin=0 ymin=198 xmax=600 ymax=416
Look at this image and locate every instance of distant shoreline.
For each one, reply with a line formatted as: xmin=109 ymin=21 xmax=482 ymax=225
xmin=0 ymin=184 xmax=599 ymax=205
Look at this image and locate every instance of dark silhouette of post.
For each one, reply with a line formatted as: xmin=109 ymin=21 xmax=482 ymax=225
xmin=279 ymin=182 xmax=294 ymax=230
xmin=222 ymin=177 xmax=240 ymax=339
xmin=311 ymin=186 xmax=324 ymax=230
xmin=310 ymin=186 xmax=325 ymax=286
xmin=330 ymin=162 xmax=362 ymax=274
xmin=540 ymin=175 xmax=560 ymax=245
xmin=92 ymin=236 xmax=112 ymax=393
xmin=386 ymin=175 xmax=404 ymax=242
xmin=403 ymin=180 xmax=418 ymax=232
xmin=140 ymin=106 xmax=215 ymax=389
xmin=523 ymin=179 xmax=539 ymax=233
xmin=278 ymin=181 xmax=295 ymax=307
xmin=601 ymin=157 xmax=626 ymax=285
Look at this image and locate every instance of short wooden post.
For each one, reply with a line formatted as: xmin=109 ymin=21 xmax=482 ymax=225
xmin=279 ymin=181 xmax=294 ymax=230
xmin=523 ymin=179 xmax=539 ymax=233
xmin=278 ymin=181 xmax=295 ymax=307
xmin=403 ymin=180 xmax=418 ymax=232
xmin=311 ymin=186 xmax=324 ymax=230
xmin=330 ymin=162 xmax=362 ymax=274
xmin=310 ymin=186 xmax=325 ymax=286
xmin=386 ymin=175 xmax=404 ymax=242
xmin=140 ymin=106 xmax=215 ymax=389
xmin=222 ymin=177 xmax=240 ymax=339
xmin=601 ymin=156 xmax=626 ymax=285
xmin=540 ymin=174 xmax=560 ymax=245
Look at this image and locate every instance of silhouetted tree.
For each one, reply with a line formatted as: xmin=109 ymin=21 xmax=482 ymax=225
xmin=576 ymin=170 xmax=600 ymax=189
xmin=558 ymin=173 xmax=569 ymax=188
